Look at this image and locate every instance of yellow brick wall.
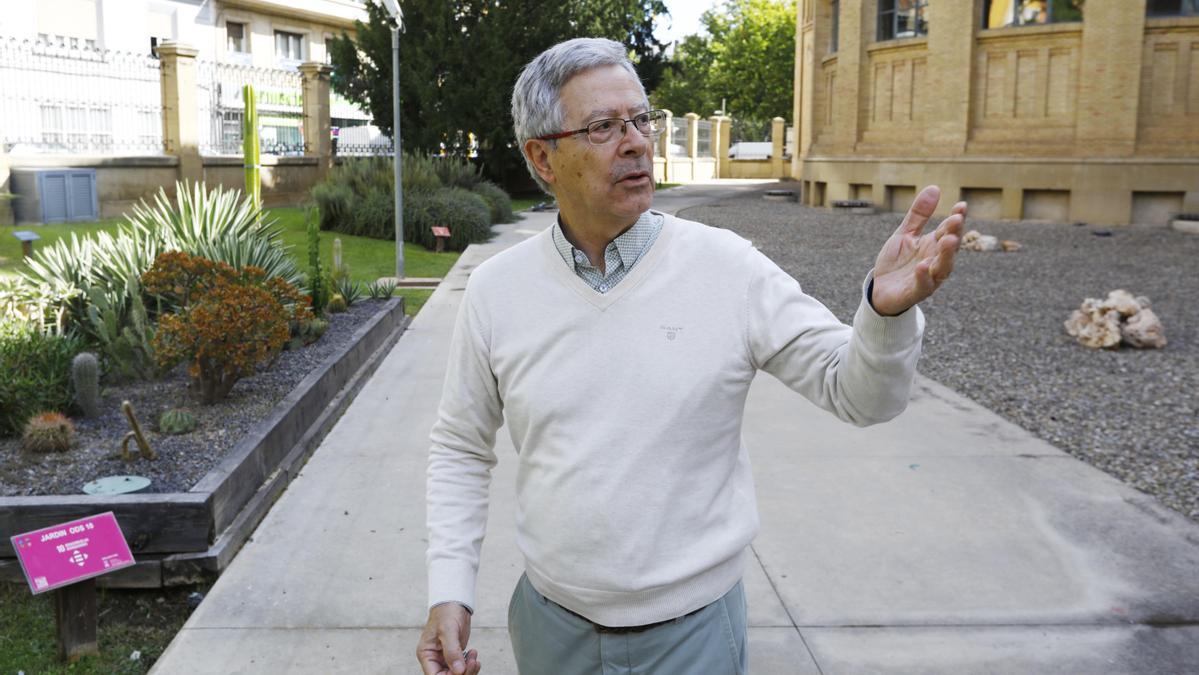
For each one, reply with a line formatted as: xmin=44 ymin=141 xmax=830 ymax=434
xmin=793 ymin=0 xmax=1199 ymax=224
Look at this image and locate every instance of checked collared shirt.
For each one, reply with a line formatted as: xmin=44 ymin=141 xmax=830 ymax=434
xmin=551 ymin=210 xmax=664 ymax=293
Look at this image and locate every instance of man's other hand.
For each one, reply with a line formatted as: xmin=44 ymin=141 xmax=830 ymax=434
xmin=417 ymin=603 xmax=481 ymax=675
xmin=870 ymin=185 xmax=965 ymax=316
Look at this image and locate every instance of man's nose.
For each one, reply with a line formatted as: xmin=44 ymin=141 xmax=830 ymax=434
xmin=617 ymin=124 xmax=650 ymax=156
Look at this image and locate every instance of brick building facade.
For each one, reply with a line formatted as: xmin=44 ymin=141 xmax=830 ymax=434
xmin=792 ymin=0 xmax=1199 ymax=224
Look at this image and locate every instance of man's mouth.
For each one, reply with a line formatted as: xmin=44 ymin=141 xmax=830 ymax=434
xmin=615 ymin=170 xmax=651 ymax=185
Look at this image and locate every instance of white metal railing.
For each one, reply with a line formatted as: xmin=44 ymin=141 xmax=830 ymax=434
xmin=196 ymin=59 xmax=304 ymax=156
xmin=0 ymin=38 xmax=162 ymax=155
xmin=696 ymin=120 xmax=712 ymax=157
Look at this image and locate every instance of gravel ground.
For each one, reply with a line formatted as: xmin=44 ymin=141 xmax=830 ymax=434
xmin=0 ymin=300 xmax=391 ymax=497
xmin=680 ymin=186 xmax=1199 ymax=523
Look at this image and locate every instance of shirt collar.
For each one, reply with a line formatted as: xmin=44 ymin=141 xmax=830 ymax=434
xmin=552 ymin=211 xmax=658 ymax=271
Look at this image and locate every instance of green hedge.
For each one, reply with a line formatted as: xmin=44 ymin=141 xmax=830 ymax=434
xmin=313 ymin=155 xmax=506 ymax=251
xmin=0 ymin=322 xmax=85 ymax=437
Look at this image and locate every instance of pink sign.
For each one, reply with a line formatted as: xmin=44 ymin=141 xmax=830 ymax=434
xmin=10 ymin=512 xmax=136 ymax=595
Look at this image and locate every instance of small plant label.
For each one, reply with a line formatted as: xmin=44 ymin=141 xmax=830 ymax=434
xmin=10 ymin=512 xmax=136 ymax=595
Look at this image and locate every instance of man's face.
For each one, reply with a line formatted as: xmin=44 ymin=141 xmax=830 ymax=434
xmin=541 ymin=65 xmax=655 ymax=225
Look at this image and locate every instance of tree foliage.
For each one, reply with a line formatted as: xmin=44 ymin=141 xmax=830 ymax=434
xmin=653 ymin=0 xmax=796 ymax=140
xmin=329 ymin=0 xmax=669 ymax=188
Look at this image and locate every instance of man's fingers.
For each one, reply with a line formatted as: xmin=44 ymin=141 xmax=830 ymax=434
xmin=929 ymin=236 xmax=959 ymax=283
xmin=438 ymin=626 xmax=467 ymax=675
xmin=465 ymin=649 xmax=482 ymax=675
xmin=897 ymin=185 xmax=941 ymax=236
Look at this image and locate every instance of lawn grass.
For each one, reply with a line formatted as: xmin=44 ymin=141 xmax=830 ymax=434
xmin=0 ymin=207 xmax=458 ymax=317
xmin=0 ymin=581 xmax=207 ymax=674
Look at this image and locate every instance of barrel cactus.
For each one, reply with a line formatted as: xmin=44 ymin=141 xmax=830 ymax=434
xmin=21 ymin=412 xmax=75 ymax=453
xmin=71 ymin=352 xmax=101 ymax=418
xmin=158 ymin=409 xmax=197 ymax=435
xmin=327 ymin=293 xmax=347 ymax=313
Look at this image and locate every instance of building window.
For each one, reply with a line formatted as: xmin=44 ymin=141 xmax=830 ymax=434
xmin=878 ymin=0 xmax=928 ymax=41
xmin=983 ymin=1 xmax=1084 ymax=28
xmin=227 ymin=22 xmax=247 ymax=53
xmin=275 ymin=30 xmax=303 ymax=62
xmin=1147 ymin=0 xmax=1199 ymax=16
xmin=830 ymin=0 xmax=840 ymax=52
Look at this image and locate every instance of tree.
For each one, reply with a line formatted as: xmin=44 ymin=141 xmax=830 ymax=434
xmin=328 ymin=0 xmax=670 ymax=189
xmin=653 ymin=0 xmax=796 ymax=140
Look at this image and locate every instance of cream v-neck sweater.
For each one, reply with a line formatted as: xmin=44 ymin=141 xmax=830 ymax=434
xmin=427 ymin=213 xmax=924 ymax=627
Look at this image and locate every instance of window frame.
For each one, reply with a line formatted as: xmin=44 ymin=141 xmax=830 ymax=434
xmin=274 ymin=29 xmax=304 ymax=64
xmin=226 ymin=21 xmax=247 ymax=54
xmin=877 ymin=0 xmax=929 ymax=42
xmin=830 ymin=0 xmax=840 ymax=53
xmin=981 ymin=0 xmax=1085 ymax=29
xmin=1146 ymin=0 xmax=1199 ymax=17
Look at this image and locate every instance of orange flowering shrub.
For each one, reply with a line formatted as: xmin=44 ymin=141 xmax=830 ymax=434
xmin=144 ymin=251 xmax=313 ymax=403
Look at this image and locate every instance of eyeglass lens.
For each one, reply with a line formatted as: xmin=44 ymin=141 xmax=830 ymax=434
xmin=586 ymin=111 xmax=664 ymax=144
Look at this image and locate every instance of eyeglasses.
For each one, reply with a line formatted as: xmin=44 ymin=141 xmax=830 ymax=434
xmin=536 ymin=109 xmax=667 ymax=145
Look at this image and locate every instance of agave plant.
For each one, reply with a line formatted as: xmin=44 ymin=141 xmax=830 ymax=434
xmin=128 ymin=181 xmax=303 ymax=289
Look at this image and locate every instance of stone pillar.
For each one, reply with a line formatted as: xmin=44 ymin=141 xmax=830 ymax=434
xmin=770 ymin=117 xmax=786 ymax=177
xmin=1075 ymin=1 xmax=1146 ymax=157
xmin=300 ymin=62 xmax=334 ymax=178
xmin=717 ymin=116 xmax=732 ymax=178
xmin=924 ymin=0 xmax=976 ymax=153
xmin=709 ymin=115 xmax=724 ymax=179
xmin=685 ymin=113 xmax=699 ymax=158
xmin=158 ymin=42 xmax=202 ymax=184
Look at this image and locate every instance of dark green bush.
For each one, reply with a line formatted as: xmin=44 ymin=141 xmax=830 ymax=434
xmin=311 ymin=182 xmax=352 ymax=231
xmin=0 ymin=322 xmax=85 ymax=437
xmin=406 ymin=188 xmax=493 ymax=251
xmin=472 ymin=181 xmax=515 ymax=224
xmin=434 ymin=157 xmax=485 ymax=190
xmin=349 ymin=190 xmax=396 ymax=239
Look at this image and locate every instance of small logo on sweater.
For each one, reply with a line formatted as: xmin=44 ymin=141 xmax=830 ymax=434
xmin=659 ymin=324 xmax=683 ymax=341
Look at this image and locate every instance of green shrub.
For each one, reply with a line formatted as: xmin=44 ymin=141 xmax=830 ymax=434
xmin=311 ymin=182 xmax=352 ymax=231
xmin=332 ymin=276 xmax=364 ymax=307
xmin=402 ymin=153 xmax=443 ymax=193
xmin=433 ymin=156 xmax=485 ymax=190
xmin=0 ymin=321 xmax=84 ymax=437
xmin=366 ymin=279 xmax=397 ymax=300
xmin=405 ymin=187 xmax=493 ymax=251
xmin=472 ymin=181 xmax=515 ymax=224
xmin=349 ymin=190 xmax=395 ymax=239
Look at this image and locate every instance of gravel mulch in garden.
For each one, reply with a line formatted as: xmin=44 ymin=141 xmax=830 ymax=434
xmin=0 ymin=300 xmax=391 ymax=497
xmin=680 ymin=186 xmax=1199 ymax=523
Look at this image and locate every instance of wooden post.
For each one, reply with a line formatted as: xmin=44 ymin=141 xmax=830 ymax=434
xmin=54 ymin=578 xmax=99 ymax=662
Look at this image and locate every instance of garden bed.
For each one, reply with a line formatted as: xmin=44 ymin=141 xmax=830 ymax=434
xmin=0 ymin=296 xmax=408 ymax=587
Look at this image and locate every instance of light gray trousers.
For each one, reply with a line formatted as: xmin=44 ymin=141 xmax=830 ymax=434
xmin=508 ymin=573 xmax=748 ymax=675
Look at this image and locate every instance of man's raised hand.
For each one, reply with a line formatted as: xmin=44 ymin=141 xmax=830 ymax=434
xmin=417 ymin=603 xmax=481 ymax=675
xmin=869 ymin=185 xmax=965 ymax=317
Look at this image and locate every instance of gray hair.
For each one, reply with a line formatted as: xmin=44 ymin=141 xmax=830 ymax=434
xmin=512 ymin=37 xmax=646 ymax=194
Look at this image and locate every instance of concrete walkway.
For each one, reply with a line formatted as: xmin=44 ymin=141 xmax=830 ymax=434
xmin=153 ymin=182 xmax=1199 ymax=674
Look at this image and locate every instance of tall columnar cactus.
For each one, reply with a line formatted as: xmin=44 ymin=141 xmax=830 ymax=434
xmin=331 ymin=238 xmax=345 ymax=282
xmin=22 ymin=412 xmax=75 ymax=454
xmin=71 ymin=352 xmax=101 ymax=418
xmin=307 ymin=210 xmax=326 ymax=314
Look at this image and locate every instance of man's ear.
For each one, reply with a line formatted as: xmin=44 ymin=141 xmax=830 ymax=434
xmin=524 ymin=139 xmax=555 ymax=188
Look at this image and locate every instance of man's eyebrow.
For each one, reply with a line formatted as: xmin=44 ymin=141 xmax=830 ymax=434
xmin=585 ymin=103 xmax=651 ymax=120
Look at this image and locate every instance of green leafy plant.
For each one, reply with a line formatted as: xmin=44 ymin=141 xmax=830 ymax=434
xmin=405 ymin=187 xmax=493 ymax=250
xmin=0 ymin=276 xmax=79 ymax=336
xmin=288 ymin=317 xmax=329 ymax=350
xmin=85 ymin=278 xmax=158 ymax=382
xmin=0 ymin=321 xmax=84 ymax=437
xmin=158 ymin=408 xmax=197 ymax=435
xmin=21 ymin=411 xmax=74 ymax=453
xmin=71 ymin=352 xmax=101 ymax=418
xmin=366 ymin=279 xmax=397 ymax=300
xmin=471 ymin=181 xmax=515 ymax=224
xmin=332 ymin=276 xmax=364 ymax=307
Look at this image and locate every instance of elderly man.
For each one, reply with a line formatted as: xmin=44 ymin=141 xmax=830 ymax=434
xmin=417 ymin=38 xmax=965 ymax=675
